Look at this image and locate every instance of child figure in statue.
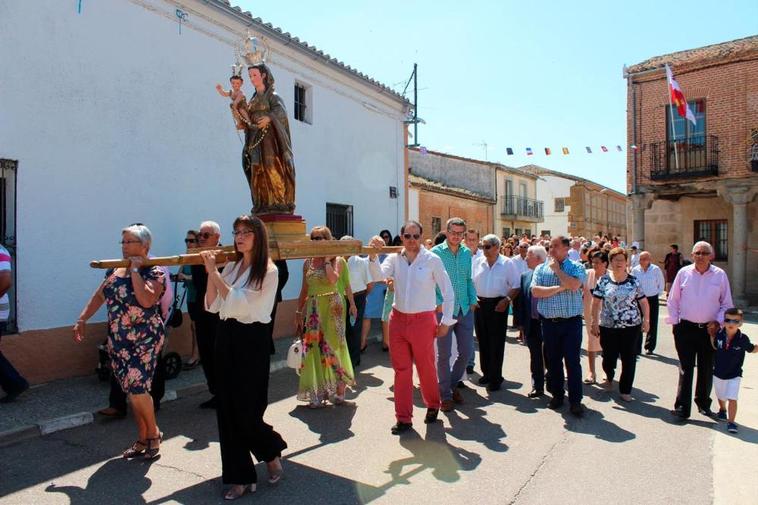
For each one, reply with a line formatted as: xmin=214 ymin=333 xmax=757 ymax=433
xmin=215 ymin=75 xmax=251 ymax=130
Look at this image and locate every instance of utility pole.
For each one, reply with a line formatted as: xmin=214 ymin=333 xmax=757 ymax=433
xmin=403 ymin=63 xmax=420 ymax=147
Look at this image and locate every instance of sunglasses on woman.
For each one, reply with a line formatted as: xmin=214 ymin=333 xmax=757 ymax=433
xmin=184 ymin=238 xmax=197 ymax=244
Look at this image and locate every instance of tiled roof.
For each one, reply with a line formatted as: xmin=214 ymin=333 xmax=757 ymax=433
xmin=408 ymin=147 xmax=538 ymax=179
xmin=519 ymin=165 xmax=626 ymax=198
xmin=409 ymin=174 xmax=496 ymax=203
xmin=627 ymin=35 xmax=758 ymax=74
xmin=208 ymin=0 xmax=409 ymax=105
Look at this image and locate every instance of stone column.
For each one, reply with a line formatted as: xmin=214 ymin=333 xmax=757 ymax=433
xmin=629 ymin=193 xmax=653 ymax=250
xmin=721 ymin=186 xmax=754 ymax=306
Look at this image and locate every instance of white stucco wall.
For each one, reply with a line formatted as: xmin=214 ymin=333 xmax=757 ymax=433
xmin=0 ymin=0 xmax=406 ymax=331
xmin=535 ymin=175 xmax=573 ymax=236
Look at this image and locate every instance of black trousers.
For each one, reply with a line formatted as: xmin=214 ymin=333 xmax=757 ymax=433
xmin=474 ymin=298 xmax=508 ymax=385
xmin=109 ymin=354 xmax=164 ymax=412
xmin=599 ymin=326 xmax=639 ymax=395
xmin=525 ymin=318 xmax=544 ymax=392
xmin=511 ymin=295 xmax=522 ymax=329
xmin=0 ymin=327 xmax=28 ymax=395
xmin=195 ymin=310 xmax=220 ymax=396
xmin=215 ymin=319 xmax=287 ymax=485
xmin=674 ymin=321 xmax=714 ymax=416
xmin=345 ymin=290 xmax=367 ymax=368
xmin=643 ymin=296 xmax=660 ymax=352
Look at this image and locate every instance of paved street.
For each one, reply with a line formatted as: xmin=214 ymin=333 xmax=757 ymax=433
xmin=1 ymin=308 xmax=757 ymax=505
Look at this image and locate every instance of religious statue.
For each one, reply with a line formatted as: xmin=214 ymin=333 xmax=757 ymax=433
xmin=215 ymin=75 xmax=251 ymax=130
xmin=229 ymin=37 xmax=296 ymax=215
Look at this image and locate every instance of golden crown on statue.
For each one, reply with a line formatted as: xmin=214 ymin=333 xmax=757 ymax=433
xmin=232 ymin=33 xmax=270 ymax=76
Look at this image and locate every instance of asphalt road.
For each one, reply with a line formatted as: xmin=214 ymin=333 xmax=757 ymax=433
xmin=1 ymin=309 xmax=756 ymax=504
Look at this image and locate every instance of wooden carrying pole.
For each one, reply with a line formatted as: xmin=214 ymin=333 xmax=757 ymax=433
xmin=90 ymin=241 xmax=403 ymax=269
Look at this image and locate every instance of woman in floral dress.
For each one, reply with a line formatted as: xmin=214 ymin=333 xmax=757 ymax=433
xmin=74 ymin=224 xmax=165 ymax=459
xmin=295 ymin=226 xmax=356 ymax=407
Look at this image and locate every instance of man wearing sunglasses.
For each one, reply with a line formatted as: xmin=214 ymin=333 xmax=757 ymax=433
xmin=368 ymin=221 xmax=455 ymax=435
xmin=191 ymin=221 xmax=223 ymax=409
xmin=667 ymin=241 xmax=733 ymax=421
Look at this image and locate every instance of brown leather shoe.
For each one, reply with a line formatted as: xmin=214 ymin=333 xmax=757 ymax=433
xmin=452 ymin=388 xmax=464 ymax=404
xmin=440 ymin=399 xmax=455 ymax=412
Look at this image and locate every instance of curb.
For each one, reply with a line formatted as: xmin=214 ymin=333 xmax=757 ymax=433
xmin=0 ymin=358 xmax=289 ymax=447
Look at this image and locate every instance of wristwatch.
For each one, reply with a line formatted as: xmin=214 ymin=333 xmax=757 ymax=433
xmin=131 ymin=267 xmax=139 ymax=273
xmin=505 ymin=296 xmax=512 ymax=302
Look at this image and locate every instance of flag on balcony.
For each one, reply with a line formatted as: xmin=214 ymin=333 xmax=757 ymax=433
xmin=526 ymin=147 xmax=533 ymax=156
xmin=506 ymin=147 xmax=514 ymax=155
xmin=585 ymin=146 xmax=592 ymax=153
xmin=665 ymin=64 xmax=697 ymax=126
xmin=544 ymin=147 xmax=551 ymax=155
xmin=601 ymin=145 xmax=608 ymax=152
xmin=562 ymin=147 xmax=569 ymax=155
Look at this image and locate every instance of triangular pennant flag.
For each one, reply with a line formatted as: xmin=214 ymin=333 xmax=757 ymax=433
xmin=585 ymin=146 xmax=592 ymax=153
xmin=544 ymin=147 xmax=551 ymax=155
xmin=526 ymin=147 xmax=533 ymax=156
xmin=562 ymin=147 xmax=569 ymax=155
xmin=506 ymin=147 xmax=514 ymax=155
xmin=601 ymin=146 xmax=608 ymax=152
xmin=616 ymin=145 xmax=622 ymax=152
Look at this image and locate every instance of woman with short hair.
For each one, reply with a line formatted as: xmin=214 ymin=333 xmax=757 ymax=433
xmin=74 ymin=224 xmax=165 ymax=459
xmin=582 ymin=251 xmax=608 ymax=384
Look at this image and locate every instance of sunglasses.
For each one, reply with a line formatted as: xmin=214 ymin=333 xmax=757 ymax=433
xmin=120 ymin=240 xmax=141 ymax=245
xmin=311 ymin=236 xmax=326 ymax=241
xmin=184 ymin=238 xmax=197 ymax=244
xmin=403 ymin=233 xmax=420 ymax=240
xmin=197 ymin=232 xmax=214 ymax=240
xmin=692 ymin=251 xmax=710 ymax=256
xmin=724 ymin=318 xmax=742 ymax=325
xmin=482 ymin=244 xmax=496 ymax=250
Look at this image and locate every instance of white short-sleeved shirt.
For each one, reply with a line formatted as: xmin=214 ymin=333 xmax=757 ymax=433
xmin=472 ymin=255 xmax=521 ymax=298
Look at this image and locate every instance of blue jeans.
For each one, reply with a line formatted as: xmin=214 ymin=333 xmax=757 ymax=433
xmin=436 ymin=309 xmax=475 ymax=401
xmin=541 ymin=316 xmax=583 ymax=405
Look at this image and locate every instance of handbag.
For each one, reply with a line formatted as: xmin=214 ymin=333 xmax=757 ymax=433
xmin=287 ymin=338 xmax=303 ymax=372
xmin=167 ymin=278 xmax=186 ymax=328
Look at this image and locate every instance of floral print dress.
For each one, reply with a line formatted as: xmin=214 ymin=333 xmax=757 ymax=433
xmin=591 ymin=273 xmax=645 ymax=328
xmin=297 ymin=258 xmax=355 ymax=403
xmin=103 ymin=268 xmax=166 ymax=394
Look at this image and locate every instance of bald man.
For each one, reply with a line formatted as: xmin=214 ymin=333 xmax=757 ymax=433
xmin=632 ymin=251 xmax=665 ymax=354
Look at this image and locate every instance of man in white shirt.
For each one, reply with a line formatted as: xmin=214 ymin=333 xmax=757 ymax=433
xmin=341 ymin=235 xmax=381 ymax=368
xmin=632 ymin=251 xmax=665 ymax=355
xmin=629 ymin=242 xmax=641 ymax=270
xmin=568 ymin=239 xmax=581 ymax=262
xmin=368 ymin=221 xmax=455 ymax=435
xmin=472 ymin=235 xmax=521 ymax=391
xmin=511 ymin=242 xmax=530 ymax=340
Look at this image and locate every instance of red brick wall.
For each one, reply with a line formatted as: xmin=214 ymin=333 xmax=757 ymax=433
xmin=417 ymin=188 xmax=494 ymax=238
xmin=627 ymin=58 xmax=758 ymax=192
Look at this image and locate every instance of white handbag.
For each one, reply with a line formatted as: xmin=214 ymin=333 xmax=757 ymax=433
xmin=287 ymin=338 xmax=303 ymax=372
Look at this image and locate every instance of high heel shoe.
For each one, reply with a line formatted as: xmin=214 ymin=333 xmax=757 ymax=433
xmin=122 ymin=440 xmax=147 ymax=459
xmin=360 ymin=344 xmax=368 ymax=353
xmin=143 ymin=431 xmax=163 ymax=460
xmin=224 ymin=483 xmax=256 ymax=500
xmin=267 ymin=458 xmax=284 ymax=484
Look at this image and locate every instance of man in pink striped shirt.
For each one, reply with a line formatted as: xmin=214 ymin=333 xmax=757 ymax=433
xmin=666 ymin=241 xmax=733 ymax=421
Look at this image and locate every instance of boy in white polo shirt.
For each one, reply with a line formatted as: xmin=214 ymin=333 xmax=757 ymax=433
xmin=711 ymin=307 xmax=757 ymax=434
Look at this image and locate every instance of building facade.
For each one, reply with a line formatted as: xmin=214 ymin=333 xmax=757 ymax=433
xmin=625 ymin=35 xmax=758 ymax=305
xmin=0 ymin=0 xmax=408 ymax=383
xmin=495 ymin=166 xmax=543 ymax=238
xmin=522 ymin=165 xmax=627 ymax=240
xmin=408 ymin=149 xmax=495 ymax=237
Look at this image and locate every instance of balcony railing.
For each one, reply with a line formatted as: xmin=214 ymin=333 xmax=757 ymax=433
xmin=500 ymin=195 xmax=544 ymax=221
xmin=649 ymin=135 xmax=719 ymax=180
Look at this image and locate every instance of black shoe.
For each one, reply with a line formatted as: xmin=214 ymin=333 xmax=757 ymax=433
xmin=644 ymin=349 xmax=654 ymax=355
xmin=466 ymin=366 xmax=474 ymax=375
xmin=199 ymin=396 xmax=217 ymax=409
xmin=0 ymin=383 xmax=29 ymax=403
xmin=382 ymin=346 xmax=389 ymax=352
xmin=486 ymin=382 xmax=501 ymax=392
xmin=391 ymin=422 xmax=413 ymax=435
xmin=477 ymin=377 xmax=490 ymax=385
xmin=698 ymin=407 xmax=715 ymax=418
xmin=569 ymin=403 xmax=585 ymax=417
xmin=456 ymin=381 xmax=468 ymax=389
xmin=548 ymin=397 xmax=564 ymax=410
xmin=527 ymin=389 xmax=544 ymax=398
xmin=670 ymin=409 xmax=689 ymax=422
xmin=424 ymin=408 xmax=439 ymax=424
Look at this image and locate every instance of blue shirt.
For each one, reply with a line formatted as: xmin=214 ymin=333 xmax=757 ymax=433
xmin=713 ymin=329 xmax=754 ymax=380
xmin=530 ymin=258 xmax=587 ymax=319
xmin=432 ymin=241 xmax=478 ymax=316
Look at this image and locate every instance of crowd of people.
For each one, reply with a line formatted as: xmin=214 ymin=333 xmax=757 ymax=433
xmin=2 ymin=214 xmax=754 ymax=500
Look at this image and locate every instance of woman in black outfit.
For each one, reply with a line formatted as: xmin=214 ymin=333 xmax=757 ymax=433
xmin=200 ymin=215 xmax=287 ymax=500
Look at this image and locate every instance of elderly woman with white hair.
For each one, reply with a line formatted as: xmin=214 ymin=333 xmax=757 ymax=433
xmin=471 ymin=234 xmax=521 ymax=391
xmin=74 ymin=224 xmax=166 ymax=460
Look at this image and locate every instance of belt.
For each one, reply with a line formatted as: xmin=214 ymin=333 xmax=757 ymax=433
xmin=353 ymin=290 xmax=367 ymax=297
xmin=478 ymin=296 xmax=505 ymax=302
xmin=540 ymin=315 xmax=581 ymax=323
xmin=680 ymin=319 xmax=710 ymax=328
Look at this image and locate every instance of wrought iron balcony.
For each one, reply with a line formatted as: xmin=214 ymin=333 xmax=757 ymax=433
xmin=500 ymin=195 xmax=544 ymax=221
xmin=649 ymin=135 xmax=719 ymax=180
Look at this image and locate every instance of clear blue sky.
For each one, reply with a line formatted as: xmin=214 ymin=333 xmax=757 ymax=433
xmin=237 ymin=0 xmax=757 ymax=193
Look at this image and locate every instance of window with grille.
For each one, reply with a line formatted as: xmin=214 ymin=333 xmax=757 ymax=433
xmin=326 ymin=203 xmax=353 ymax=240
xmin=693 ymin=219 xmax=727 ymax=261
xmin=432 ymin=217 xmax=441 ymax=236
xmin=502 ymin=227 xmax=511 ymax=238
xmin=294 ymin=82 xmax=311 ymax=123
xmin=554 ymin=198 xmax=565 ymax=213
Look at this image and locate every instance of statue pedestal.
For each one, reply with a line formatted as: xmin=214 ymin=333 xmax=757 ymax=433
xmin=258 ymin=214 xmax=308 ymax=243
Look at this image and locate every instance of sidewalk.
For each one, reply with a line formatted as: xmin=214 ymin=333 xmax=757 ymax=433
xmin=0 ymin=335 xmax=296 ymax=446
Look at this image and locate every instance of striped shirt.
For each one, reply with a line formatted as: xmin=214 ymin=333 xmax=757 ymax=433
xmin=530 ymin=257 xmax=587 ymax=319
xmin=631 ymin=264 xmax=665 ymax=298
xmin=0 ymin=245 xmax=11 ymax=321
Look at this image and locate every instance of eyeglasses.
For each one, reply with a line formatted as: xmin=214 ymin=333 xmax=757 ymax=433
xmin=724 ymin=318 xmax=743 ymax=325
xmin=447 ymin=230 xmax=465 ymax=237
xmin=197 ymin=232 xmax=214 ymax=240
xmin=403 ymin=233 xmax=420 ymax=240
xmin=120 ymin=240 xmax=141 ymax=245
xmin=311 ymin=236 xmax=325 ymax=241
xmin=692 ymin=251 xmax=710 ymax=256
xmin=184 ymin=238 xmax=197 ymax=244
xmin=232 ymin=229 xmax=254 ymax=237
xmin=482 ymin=244 xmax=496 ymax=250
